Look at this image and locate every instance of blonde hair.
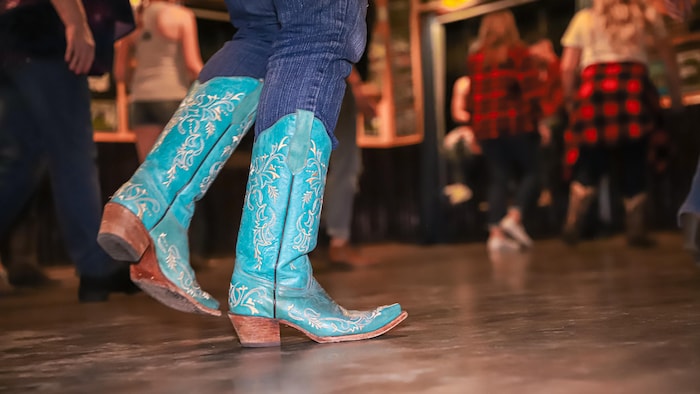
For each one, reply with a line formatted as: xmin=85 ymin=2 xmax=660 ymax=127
xmin=593 ymin=0 xmax=660 ymax=54
xmin=476 ymin=10 xmax=523 ymax=65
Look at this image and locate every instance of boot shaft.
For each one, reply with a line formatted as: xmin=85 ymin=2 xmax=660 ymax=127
xmin=100 ymin=77 xmax=262 ymax=315
xmin=234 ymin=111 xmax=331 ymax=285
xmin=111 ymin=77 xmax=262 ymax=230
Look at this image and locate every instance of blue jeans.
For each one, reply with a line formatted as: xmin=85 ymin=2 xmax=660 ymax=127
xmin=0 ymin=59 xmax=117 ymax=277
xmin=198 ymin=0 xmax=368 ymax=146
xmin=679 ymin=156 xmax=700 ymax=221
xmin=480 ymin=133 xmax=541 ymax=226
xmin=323 ymin=86 xmax=362 ymax=241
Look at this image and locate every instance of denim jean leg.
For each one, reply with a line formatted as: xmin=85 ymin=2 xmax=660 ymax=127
xmin=200 ymin=1 xmax=278 ymax=82
xmin=255 ymin=0 xmax=368 ymax=141
xmin=15 ymin=60 xmax=116 ymax=277
xmin=513 ymin=134 xmax=541 ymax=214
xmin=679 ymin=156 xmax=700 ymax=221
xmin=0 ymin=68 xmax=46 ymax=239
xmin=482 ymin=139 xmax=510 ymax=226
xmin=325 ymin=88 xmax=361 ymax=240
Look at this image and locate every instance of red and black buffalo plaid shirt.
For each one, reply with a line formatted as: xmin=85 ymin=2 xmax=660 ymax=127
xmin=567 ymin=62 xmax=660 ymax=145
xmin=466 ymin=45 xmax=542 ymax=141
xmin=540 ymin=58 xmax=564 ymax=119
xmin=561 ymin=62 xmax=666 ymax=178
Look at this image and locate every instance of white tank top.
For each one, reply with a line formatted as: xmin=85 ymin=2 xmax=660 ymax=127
xmin=561 ymin=9 xmax=667 ymax=69
xmin=130 ymin=2 xmax=190 ymax=101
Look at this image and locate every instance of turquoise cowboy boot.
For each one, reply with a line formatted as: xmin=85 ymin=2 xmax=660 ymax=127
xmin=98 ymin=77 xmax=262 ymax=316
xmin=228 ymin=110 xmax=407 ymax=346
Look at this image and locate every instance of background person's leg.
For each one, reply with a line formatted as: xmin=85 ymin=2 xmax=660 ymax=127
xmin=621 ymin=137 xmax=653 ymax=247
xmin=501 ymin=133 xmax=540 ymax=248
xmin=562 ymin=144 xmax=606 ymax=245
xmin=3 ymin=196 xmax=53 ymax=287
xmin=480 ymin=139 xmax=519 ymax=251
xmin=11 ymin=59 xmax=138 ymax=301
xmin=0 ymin=66 xmax=47 ymax=287
xmin=0 ymin=67 xmax=44 ymax=242
xmin=325 ymin=89 xmax=359 ymax=243
xmin=679 ymin=156 xmax=700 ymax=220
xmin=679 ymin=155 xmax=700 ymax=264
xmin=323 ymin=88 xmax=373 ymax=267
xmin=18 ymin=60 xmax=117 ymax=278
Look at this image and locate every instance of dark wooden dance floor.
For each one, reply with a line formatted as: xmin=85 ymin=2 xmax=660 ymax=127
xmin=1 ymin=233 xmax=699 ymax=393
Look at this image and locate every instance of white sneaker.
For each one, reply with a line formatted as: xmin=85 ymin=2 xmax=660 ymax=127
xmin=487 ymin=236 xmax=521 ymax=252
xmin=443 ymin=183 xmax=473 ymax=205
xmin=500 ymin=217 xmax=533 ymax=248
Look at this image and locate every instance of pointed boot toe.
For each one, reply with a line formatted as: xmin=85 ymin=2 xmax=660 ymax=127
xmin=313 ymin=303 xmax=408 ymax=343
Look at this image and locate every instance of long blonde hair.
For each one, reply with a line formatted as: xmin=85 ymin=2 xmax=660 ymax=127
xmin=593 ymin=0 xmax=660 ymax=54
xmin=476 ymin=10 xmax=523 ymax=66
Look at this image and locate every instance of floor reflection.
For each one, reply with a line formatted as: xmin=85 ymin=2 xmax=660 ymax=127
xmin=488 ymin=250 xmax=531 ymax=293
xmin=1 ymin=233 xmax=699 ymax=393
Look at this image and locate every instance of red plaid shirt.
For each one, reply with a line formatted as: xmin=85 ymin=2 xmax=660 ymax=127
xmin=466 ymin=45 xmax=542 ymax=140
xmin=561 ymin=62 xmax=666 ymax=179
xmin=539 ymin=58 xmax=563 ymax=119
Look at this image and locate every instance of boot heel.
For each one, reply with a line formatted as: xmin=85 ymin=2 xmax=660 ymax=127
xmin=229 ymin=314 xmax=281 ymax=347
xmin=98 ymin=203 xmax=150 ymax=262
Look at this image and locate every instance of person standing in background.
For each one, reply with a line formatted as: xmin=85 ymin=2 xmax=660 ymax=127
xmin=559 ymin=0 xmax=683 ymax=247
xmin=466 ymin=10 xmax=544 ymax=252
xmin=0 ymin=0 xmax=138 ymax=301
xmin=115 ymin=0 xmax=203 ymax=162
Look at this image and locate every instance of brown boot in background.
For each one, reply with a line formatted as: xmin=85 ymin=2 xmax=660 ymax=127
xmin=0 ymin=259 xmax=14 ymax=294
xmin=328 ymin=240 xmax=378 ymax=270
xmin=562 ymin=182 xmax=596 ymax=246
xmin=4 ymin=214 xmax=55 ymax=288
xmin=624 ymin=193 xmax=655 ymax=248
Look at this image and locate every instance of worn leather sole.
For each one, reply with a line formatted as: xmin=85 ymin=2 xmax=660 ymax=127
xmin=99 ymin=202 xmax=220 ymax=316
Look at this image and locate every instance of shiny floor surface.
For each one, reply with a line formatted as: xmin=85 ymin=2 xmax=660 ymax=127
xmin=1 ymin=233 xmax=699 ymax=393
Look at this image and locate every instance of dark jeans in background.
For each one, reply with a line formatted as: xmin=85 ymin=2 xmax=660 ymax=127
xmin=0 ymin=59 xmax=117 ymax=277
xmin=480 ymin=132 xmax=540 ymax=226
xmin=574 ymin=137 xmax=648 ymax=198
